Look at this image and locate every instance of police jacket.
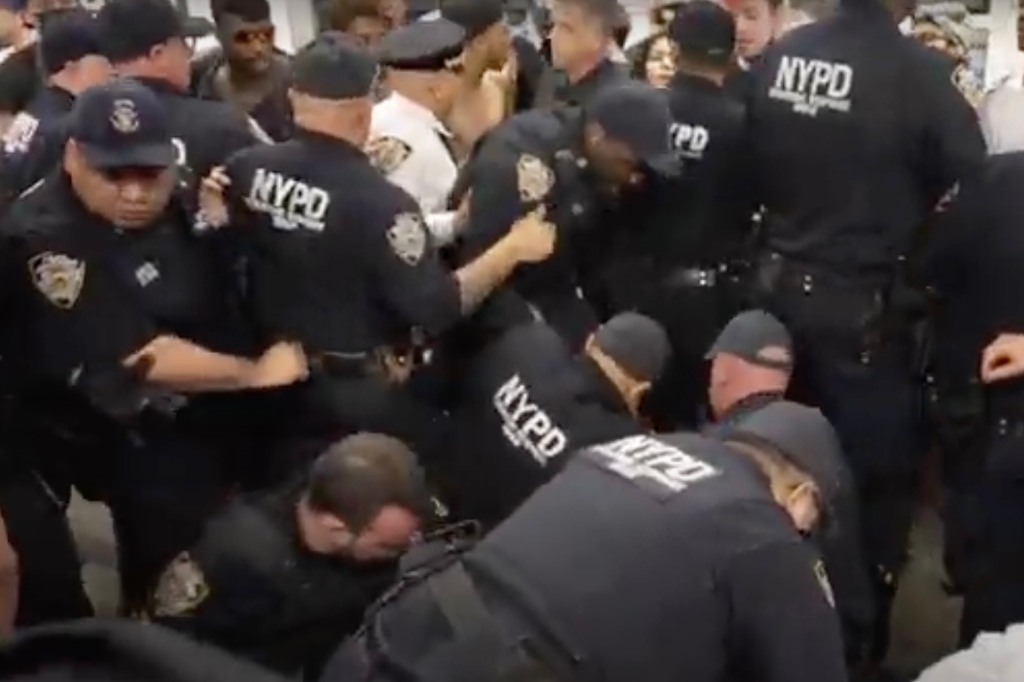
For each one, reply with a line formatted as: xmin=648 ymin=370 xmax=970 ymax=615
xmin=0 ymin=85 xmax=77 ymax=209
xmin=226 ymin=127 xmax=463 ymax=353
xmin=151 ymin=482 xmax=396 ymax=677
xmin=701 ymin=391 xmax=784 ymax=436
xmin=368 ymin=432 xmax=847 ymax=682
xmin=443 ymin=320 xmax=640 ymax=527
xmin=456 ymin=108 xmax=601 ymax=346
xmin=746 ymin=0 xmax=985 ymax=279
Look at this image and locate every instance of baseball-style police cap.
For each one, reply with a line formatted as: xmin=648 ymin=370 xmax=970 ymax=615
xmin=98 ymin=0 xmax=211 ymax=63
xmin=440 ymin=0 xmax=503 ymax=39
xmin=39 ymin=8 xmax=105 ymax=76
xmin=70 ymin=79 xmax=176 ymax=170
xmin=0 ymin=619 xmax=293 ymax=682
xmin=731 ymin=401 xmax=847 ymax=512
xmin=587 ymin=81 xmax=679 ymax=177
xmin=669 ymin=0 xmax=736 ymax=61
xmin=705 ymin=309 xmax=793 ymax=371
xmin=593 ymin=312 xmax=672 ymax=383
xmin=379 ymin=18 xmax=467 ymax=71
xmin=291 ymin=31 xmax=380 ymax=100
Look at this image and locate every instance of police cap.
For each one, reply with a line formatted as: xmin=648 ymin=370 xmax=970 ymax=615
xmin=98 ymin=0 xmax=211 ymax=63
xmin=439 ymin=0 xmax=503 ymax=39
xmin=69 ymin=78 xmax=176 ymax=170
xmin=0 ymin=619 xmax=293 ymax=682
xmin=292 ymin=31 xmax=380 ymax=100
xmin=592 ymin=312 xmax=671 ymax=383
xmin=39 ymin=7 xmax=105 ymax=76
xmin=730 ymin=401 xmax=847 ymax=511
xmin=668 ymin=0 xmax=735 ymax=62
xmin=379 ymin=18 xmax=467 ymax=72
xmin=705 ymin=309 xmax=793 ymax=371
xmin=586 ymin=81 xmax=679 ymax=177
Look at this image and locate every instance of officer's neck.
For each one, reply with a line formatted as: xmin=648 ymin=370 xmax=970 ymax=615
xmin=564 ymin=53 xmax=606 ymax=85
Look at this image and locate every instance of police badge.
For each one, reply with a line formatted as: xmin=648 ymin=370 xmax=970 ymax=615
xmin=516 ymin=154 xmax=554 ymax=203
xmin=366 ymin=136 xmax=413 ymax=175
xmin=387 ymin=213 xmax=427 ymax=265
xmin=28 ymin=252 xmax=85 ymax=309
xmin=152 ymin=552 xmax=210 ymax=617
xmin=109 ymin=98 xmax=140 ymax=134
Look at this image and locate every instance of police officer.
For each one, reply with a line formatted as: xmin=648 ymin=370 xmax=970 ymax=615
xmin=703 ymin=309 xmax=793 ymax=433
xmin=203 ymin=32 xmax=556 ymax=472
xmin=96 ymin=0 xmax=267 ymax=184
xmin=0 ymin=7 xmax=110 ymax=205
xmin=3 ymin=79 xmax=308 ymax=612
xmin=625 ymin=1 xmax=754 ymax=429
xmin=744 ymin=0 xmax=986 ymax=663
xmin=324 ymin=401 xmax=849 ymax=682
xmin=455 ymin=80 xmax=679 ymax=349
xmin=369 ymin=18 xmax=467 ymax=245
xmin=150 ymin=433 xmax=429 ymax=678
xmin=441 ymin=312 xmax=669 ymax=528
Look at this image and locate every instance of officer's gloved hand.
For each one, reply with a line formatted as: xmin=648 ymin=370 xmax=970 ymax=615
xmin=70 ymin=356 xmax=183 ymax=420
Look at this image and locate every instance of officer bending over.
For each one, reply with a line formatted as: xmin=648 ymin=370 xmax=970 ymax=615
xmin=456 ymin=80 xmax=679 ymax=349
xmin=703 ymin=309 xmax=793 ymax=432
xmin=202 ymin=33 xmax=555 ymax=473
xmin=3 ymin=79 xmax=308 ymax=613
xmin=150 ymin=433 xmax=428 ymax=678
xmin=324 ymin=401 xmax=849 ymax=682
xmin=441 ymin=312 xmax=670 ymax=527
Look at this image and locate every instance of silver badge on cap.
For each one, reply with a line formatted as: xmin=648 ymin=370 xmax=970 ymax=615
xmin=110 ymin=99 xmax=140 ymax=134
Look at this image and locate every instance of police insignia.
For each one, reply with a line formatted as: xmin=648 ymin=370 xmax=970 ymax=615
xmin=387 ymin=213 xmax=427 ymax=265
xmin=2 ymin=112 xmax=39 ymax=155
xmin=813 ymin=559 xmax=835 ymax=608
xmin=516 ymin=154 xmax=554 ymax=203
xmin=152 ymin=552 xmax=210 ymax=617
xmin=28 ymin=252 xmax=85 ymax=309
xmin=109 ymin=98 xmax=139 ymax=134
xmin=366 ymin=136 xmax=413 ymax=175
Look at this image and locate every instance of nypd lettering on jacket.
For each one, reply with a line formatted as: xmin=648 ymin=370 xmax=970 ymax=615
xmin=585 ymin=435 xmax=719 ymax=498
xmin=768 ymin=55 xmax=853 ymax=117
xmin=670 ymin=122 xmax=709 ymax=160
xmin=493 ymin=374 xmax=568 ymax=466
xmin=245 ymin=168 xmax=330 ymax=232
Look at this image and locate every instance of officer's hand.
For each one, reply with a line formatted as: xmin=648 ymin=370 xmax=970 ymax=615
xmin=198 ymin=166 xmax=231 ymax=229
xmin=251 ymin=342 xmax=309 ymax=388
xmin=508 ymin=206 xmax=556 ymax=263
xmin=981 ymin=333 xmax=1024 ymax=383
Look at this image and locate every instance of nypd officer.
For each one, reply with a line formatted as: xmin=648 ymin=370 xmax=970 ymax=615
xmin=630 ymin=0 xmax=755 ymax=429
xmin=744 ymin=0 xmax=986 ymax=662
xmin=455 ymin=80 xmax=679 ymax=350
xmin=441 ymin=312 xmax=670 ymax=527
xmin=201 ymin=33 xmax=556 ymax=472
xmin=369 ymin=18 xmax=467 ymax=245
xmin=324 ymin=401 xmax=849 ymax=682
xmin=3 ymin=79 xmax=308 ymax=612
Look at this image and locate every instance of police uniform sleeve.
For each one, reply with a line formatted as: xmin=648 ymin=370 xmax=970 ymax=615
xmin=365 ymin=188 xmax=462 ymax=335
xmin=723 ymin=539 xmax=848 ymax=682
xmin=14 ymin=228 xmax=158 ymax=378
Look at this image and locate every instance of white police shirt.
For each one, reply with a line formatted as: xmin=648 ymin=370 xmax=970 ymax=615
xmin=368 ymin=92 xmax=459 ymax=245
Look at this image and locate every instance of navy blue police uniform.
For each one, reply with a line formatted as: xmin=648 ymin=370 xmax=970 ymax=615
xmin=440 ymin=313 xmax=668 ymax=528
xmin=2 ymin=80 xmax=261 ymax=612
xmin=623 ymin=2 xmax=755 ymax=429
xmin=744 ymin=0 xmax=986 ymax=659
xmin=454 ymin=81 xmax=678 ymax=350
xmin=921 ymin=147 xmax=1024 ymax=644
xmin=323 ymin=402 xmax=849 ymax=682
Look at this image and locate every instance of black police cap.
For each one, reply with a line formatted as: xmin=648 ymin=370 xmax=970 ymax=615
xmin=379 ymin=18 xmax=467 ymax=72
xmin=39 ymin=7 xmax=104 ymax=76
xmin=97 ymin=0 xmax=210 ymax=64
xmin=669 ymin=0 xmax=736 ymax=61
xmin=291 ymin=31 xmax=380 ymax=100
xmin=440 ymin=0 xmax=503 ymax=39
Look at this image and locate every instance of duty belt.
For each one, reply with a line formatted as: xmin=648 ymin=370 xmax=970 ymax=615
xmin=663 ymin=266 xmax=721 ymax=289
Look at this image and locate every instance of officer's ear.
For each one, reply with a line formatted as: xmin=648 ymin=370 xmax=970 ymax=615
xmin=63 ymin=139 xmax=83 ymax=175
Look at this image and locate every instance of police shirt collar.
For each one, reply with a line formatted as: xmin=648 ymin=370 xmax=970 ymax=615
xmin=387 ymin=92 xmax=452 ymax=138
xmin=132 ymin=76 xmax=188 ymax=96
xmin=293 ymin=126 xmax=367 ymax=157
xmin=717 ymin=391 xmax=784 ymax=428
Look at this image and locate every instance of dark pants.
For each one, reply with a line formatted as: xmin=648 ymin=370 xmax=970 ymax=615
xmin=958 ymin=423 xmax=1024 ymax=645
xmin=755 ymin=274 xmax=926 ymax=663
xmin=108 ymin=421 xmax=229 ymax=613
xmin=0 ymin=472 xmax=93 ymax=626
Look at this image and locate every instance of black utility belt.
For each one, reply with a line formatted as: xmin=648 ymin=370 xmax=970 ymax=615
xmin=310 ymin=347 xmax=421 ymax=380
xmin=662 ymin=264 xmax=731 ymax=289
xmin=756 ymin=253 xmax=890 ymax=297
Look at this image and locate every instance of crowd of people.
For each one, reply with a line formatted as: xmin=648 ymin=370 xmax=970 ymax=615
xmin=0 ymin=0 xmax=1019 ymax=680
